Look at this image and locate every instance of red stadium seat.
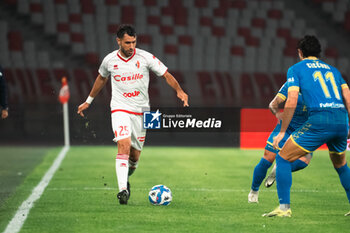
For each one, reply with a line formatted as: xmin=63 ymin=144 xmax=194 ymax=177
xmin=212 ymin=26 xmax=225 ymax=37
xmin=121 ymin=6 xmax=135 ymax=24
xmin=160 ymin=26 xmax=174 ymax=35
xmin=8 ymin=31 xmax=23 ymax=51
xmin=230 ymin=46 xmax=245 ymax=56
xmin=197 ymin=71 xmax=216 ymax=105
xmin=232 ymin=0 xmax=246 ymax=9
xmin=138 ymin=35 xmax=152 ymax=44
xmin=251 ymin=18 xmax=266 ymax=28
xmin=85 ymin=53 xmax=100 ymax=66
xmin=35 ymin=69 xmax=55 ymax=97
xmin=325 ymin=47 xmax=339 ymax=58
xmin=147 ymin=16 xmax=161 ymax=25
xmin=240 ymin=73 xmax=255 ymax=106
xmin=144 ymin=0 xmax=156 ymax=6
xmin=273 ymin=73 xmax=286 ymax=88
xmin=178 ymin=35 xmax=192 ymax=46
xmin=268 ymin=9 xmax=283 ymax=19
xmin=105 ymin=0 xmax=118 ymax=5
xmin=53 ymin=68 xmax=69 ymax=83
xmin=81 ymin=0 xmax=95 ymax=14
xmin=164 ymin=45 xmax=178 ymax=55
xmin=246 ymin=37 xmax=260 ymax=47
xmin=195 ymin=0 xmax=208 ymax=8
xmin=253 ymin=73 xmax=276 ymax=103
xmin=200 ymin=17 xmax=212 ymax=27
xmin=345 ymin=11 xmax=350 ymax=31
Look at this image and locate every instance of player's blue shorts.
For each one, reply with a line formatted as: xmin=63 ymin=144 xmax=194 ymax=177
xmin=291 ymin=112 xmax=349 ymax=154
xmin=265 ymin=122 xmax=295 ymax=154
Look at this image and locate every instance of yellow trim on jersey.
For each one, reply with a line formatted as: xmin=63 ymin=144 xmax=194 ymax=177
xmin=277 ymin=93 xmax=286 ymax=101
xmin=266 ymin=141 xmax=281 ymax=150
xmin=341 ymin=84 xmax=349 ymax=90
xmin=288 ymin=86 xmax=300 ymax=92
xmin=329 ymin=150 xmax=346 ymax=155
xmin=290 ymin=136 xmax=312 ymax=153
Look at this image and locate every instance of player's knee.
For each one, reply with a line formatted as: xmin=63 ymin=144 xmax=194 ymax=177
xmin=330 ymin=152 xmax=347 ymax=168
xmin=117 ymin=139 xmax=131 ymax=154
xmin=263 ymin=150 xmax=276 ymax=163
xmin=299 ymin=154 xmax=312 ymax=165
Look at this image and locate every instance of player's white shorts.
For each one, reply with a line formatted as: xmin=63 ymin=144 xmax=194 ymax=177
xmin=111 ymin=110 xmax=146 ymax=151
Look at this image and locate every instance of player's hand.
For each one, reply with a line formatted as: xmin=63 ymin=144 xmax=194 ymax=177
xmin=177 ymin=91 xmax=189 ymax=107
xmin=273 ymin=132 xmax=285 ymax=150
xmin=1 ymin=109 xmax=8 ymax=119
xmin=77 ymin=102 xmax=90 ymax=117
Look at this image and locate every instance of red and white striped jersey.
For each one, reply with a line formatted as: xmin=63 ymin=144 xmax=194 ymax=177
xmin=99 ymin=48 xmax=168 ymax=113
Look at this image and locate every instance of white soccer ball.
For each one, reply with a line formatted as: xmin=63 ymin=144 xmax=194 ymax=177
xmin=148 ymin=184 xmax=172 ymax=205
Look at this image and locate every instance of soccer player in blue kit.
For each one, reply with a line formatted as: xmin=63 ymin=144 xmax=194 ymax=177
xmin=263 ymin=35 xmax=350 ymax=217
xmin=248 ymin=82 xmax=312 ymax=203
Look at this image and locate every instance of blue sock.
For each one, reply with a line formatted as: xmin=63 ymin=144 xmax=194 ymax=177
xmin=335 ymin=163 xmax=350 ymax=203
xmin=291 ymin=159 xmax=308 ymax=172
xmin=251 ymin=158 xmax=272 ymax=191
xmin=276 ymin=154 xmax=292 ymax=204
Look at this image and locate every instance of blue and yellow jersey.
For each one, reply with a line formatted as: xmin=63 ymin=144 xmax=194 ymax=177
xmin=277 ymin=82 xmax=308 ymax=131
xmin=287 ymin=58 xmax=348 ymax=117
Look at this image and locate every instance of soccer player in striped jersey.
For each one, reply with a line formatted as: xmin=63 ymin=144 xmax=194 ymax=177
xmin=264 ymin=35 xmax=350 ymax=217
xmin=248 ymin=82 xmax=312 ymax=203
xmin=77 ymin=25 xmax=188 ymax=205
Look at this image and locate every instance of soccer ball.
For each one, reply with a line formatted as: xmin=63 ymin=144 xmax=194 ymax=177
xmin=148 ymin=185 xmax=172 ymax=205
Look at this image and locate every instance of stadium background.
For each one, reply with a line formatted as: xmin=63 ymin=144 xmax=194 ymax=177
xmin=0 ymin=0 xmax=350 ymax=147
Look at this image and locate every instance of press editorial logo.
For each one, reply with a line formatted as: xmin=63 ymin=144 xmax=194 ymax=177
xmin=143 ymin=110 xmax=162 ymax=129
xmin=143 ymin=109 xmax=222 ymax=129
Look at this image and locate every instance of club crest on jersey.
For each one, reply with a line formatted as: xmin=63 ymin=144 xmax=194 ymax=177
xmin=135 ymin=61 xmax=140 ymax=68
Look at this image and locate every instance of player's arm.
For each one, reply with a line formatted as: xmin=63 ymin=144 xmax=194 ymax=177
xmin=77 ymin=74 xmax=108 ymax=117
xmin=272 ymin=89 xmax=298 ymax=149
xmin=269 ymin=94 xmax=285 ymax=120
xmin=162 ymin=71 xmax=189 ymax=107
xmin=341 ymin=85 xmax=350 ymax=119
xmin=0 ymin=71 xmax=8 ymax=119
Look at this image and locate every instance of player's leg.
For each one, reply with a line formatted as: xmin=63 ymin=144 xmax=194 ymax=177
xmin=249 ymin=150 xmax=275 ymax=203
xmin=112 ymin=112 xmax=132 ymax=204
xmin=126 ymin=147 xmax=141 ymax=196
xmin=265 ymin=153 xmax=312 ymax=188
xmin=328 ymin=136 xmax=350 ymax=216
xmin=291 ymin=153 xmax=311 ymax=171
xmin=126 ymin=114 xmax=146 ymax=198
xmin=263 ymin=138 xmax=308 ymax=217
xmin=249 ymin=126 xmax=281 ymax=203
xmin=129 ymin=147 xmax=141 ymax=176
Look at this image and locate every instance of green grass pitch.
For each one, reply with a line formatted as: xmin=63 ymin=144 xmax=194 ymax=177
xmin=0 ymin=146 xmax=350 ymax=233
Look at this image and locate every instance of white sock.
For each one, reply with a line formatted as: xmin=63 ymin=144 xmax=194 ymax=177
xmin=280 ymin=204 xmax=290 ymax=210
xmin=116 ymin=154 xmax=129 ymax=192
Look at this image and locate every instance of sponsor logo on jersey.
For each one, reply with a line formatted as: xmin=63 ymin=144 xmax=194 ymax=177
xmin=123 ymin=90 xmax=140 ymax=98
xmin=137 ymin=136 xmax=145 ymax=142
xmin=113 ymin=73 xmax=143 ymax=82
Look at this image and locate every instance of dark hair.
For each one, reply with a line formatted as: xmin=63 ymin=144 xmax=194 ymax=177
xmin=116 ymin=24 xmax=136 ymax=39
xmin=297 ymin=35 xmax=321 ymax=58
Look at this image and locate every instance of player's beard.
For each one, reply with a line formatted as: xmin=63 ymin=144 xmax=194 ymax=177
xmin=121 ymin=47 xmax=134 ymax=58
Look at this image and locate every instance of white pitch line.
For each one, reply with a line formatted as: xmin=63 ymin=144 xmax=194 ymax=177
xmin=3 ymin=146 xmax=69 ymax=233
xmin=46 ymin=187 xmax=343 ymax=193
